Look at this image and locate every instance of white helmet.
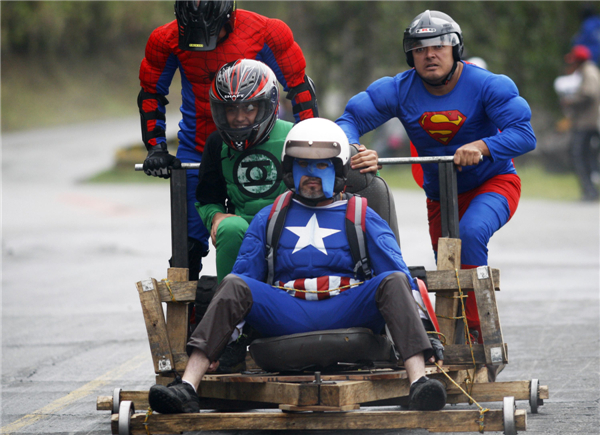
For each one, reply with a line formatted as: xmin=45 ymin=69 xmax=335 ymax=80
xmin=281 ymin=118 xmax=350 ymax=195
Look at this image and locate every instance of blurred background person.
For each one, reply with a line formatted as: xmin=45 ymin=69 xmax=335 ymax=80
xmin=557 ymin=45 xmax=600 ymax=201
xmin=572 ymin=3 xmax=600 ymax=65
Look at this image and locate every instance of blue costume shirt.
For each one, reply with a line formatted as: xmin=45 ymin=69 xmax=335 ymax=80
xmin=232 ymin=198 xmax=417 ymax=291
xmin=336 ymin=63 xmax=536 ymax=200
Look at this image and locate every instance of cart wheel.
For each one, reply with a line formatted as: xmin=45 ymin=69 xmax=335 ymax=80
xmin=118 ymin=400 xmax=135 ymax=435
xmin=112 ymin=388 xmax=122 ymax=414
xmin=503 ymin=396 xmax=517 ymax=435
xmin=530 ymin=378 xmax=542 ymax=414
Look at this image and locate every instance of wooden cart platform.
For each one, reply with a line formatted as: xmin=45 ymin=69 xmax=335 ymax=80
xmin=99 ymin=164 xmax=549 ymax=434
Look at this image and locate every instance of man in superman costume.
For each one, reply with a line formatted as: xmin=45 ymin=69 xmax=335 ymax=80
xmin=139 ymin=0 xmax=318 ymax=279
xmin=336 ymin=10 xmax=536 ymax=342
xmin=148 ymin=118 xmax=447 ymax=414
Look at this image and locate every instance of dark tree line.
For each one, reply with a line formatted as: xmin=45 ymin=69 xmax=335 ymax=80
xmin=1 ymin=1 xmax=593 ymax=119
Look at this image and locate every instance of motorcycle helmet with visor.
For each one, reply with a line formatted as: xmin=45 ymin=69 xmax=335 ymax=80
xmin=210 ymin=59 xmax=280 ymax=152
xmin=175 ymin=0 xmax=236 ymax=52
xmin=403 ymin=10 xmax=463 ymax=68
xmin=281 ymin=118 xmax=350 ymax=201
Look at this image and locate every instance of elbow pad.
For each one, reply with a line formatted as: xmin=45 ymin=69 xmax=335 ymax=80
xmin=286 ymin=75 xmax=319 ymax=120
xmin=138 ymin=89 xmax=169 ymax=150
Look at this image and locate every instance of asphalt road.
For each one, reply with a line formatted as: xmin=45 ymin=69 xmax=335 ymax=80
xmin=2 ymin=118 xmax=599 ymax=434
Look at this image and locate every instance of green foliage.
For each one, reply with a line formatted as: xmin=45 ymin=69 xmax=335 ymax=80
xmin=0 ymin=1 xmax=593 ymax=130
xmin=240 ymin=1 xmax=587 ymax=118
xmin=1 ymin=1 xmax=172 ymax=58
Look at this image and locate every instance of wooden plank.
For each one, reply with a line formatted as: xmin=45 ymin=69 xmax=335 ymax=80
xmin=434 ymin=238 xmax=462 ymax=344
xmin=150 ymin=268 xmax=501 ymax=301
xmin=124 ymin=409 xmax=526 ymax=433
xmin=201 ymin=367 xmax=444 ymax=383
xmin=165 ymin=268 xmax=191 ymax=372
xmin=197 ymin=378 xmax=319 ymax=406
xmin=425 ymin=269 xmax=500 ymax=292
xmin=137 ymin=279 xmax=174 ymax=374
xmin=319 ymin=370 xmax=456 ymax=406
xmin=155 ymin=281 xmax=196 ymax=302
xmin=446 ymin=380 xmax=531 ymax=403
xmin=472 ymin=267 xmax=508 ymax=365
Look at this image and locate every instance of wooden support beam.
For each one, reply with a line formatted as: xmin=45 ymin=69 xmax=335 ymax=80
xmin=320 ymin=379 xmax=410 ymax=406
xmin=99 ymin=380 xmax=549 ymax=412
xmin=136 ymin=279 xmax=174 ymax=374
xmin=198 ymin=379 xmax=319 ymax=406
xmin=165 ymin=268 xmax=191 ymax=372
xmin=446 ymin=380 xmax=549 ymax=403
xmin=154 ymin=281 xmax=196 ymax=302
xmin=147 ymin=267 xmax=500 ymax=301
xmin=472 ymin=267 xmax=508 ymax=365
xmin=120 ymin=409 xmax=526 ymax=433
xmin=425 ymin=269 xmax=500 ymax=292
xmin=434 ymin=238 xmax=461 ymax=344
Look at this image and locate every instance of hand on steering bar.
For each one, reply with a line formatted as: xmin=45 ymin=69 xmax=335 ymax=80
xmin=143 ymin=147 xmax=181 ymax=179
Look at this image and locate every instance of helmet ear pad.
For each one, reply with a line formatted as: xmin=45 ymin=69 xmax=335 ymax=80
xmin=406 ymin=51 xmax=415 ymax=68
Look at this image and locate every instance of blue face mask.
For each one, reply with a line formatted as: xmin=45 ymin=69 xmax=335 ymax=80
xmin=292 ymin=158 xmax=335 ymax=198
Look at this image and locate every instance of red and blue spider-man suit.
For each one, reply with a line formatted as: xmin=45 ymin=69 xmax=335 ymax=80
xmin=138 ymin=9 xmax=317 ymax=274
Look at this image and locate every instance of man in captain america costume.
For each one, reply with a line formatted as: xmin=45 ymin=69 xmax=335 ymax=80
xmin=147 ymin=118 xmax=447 ymax=414
xmin=139 ymin=1 xmax=318 ymax=278
xmin=197 ymin=59 xmax=380 ymax=373
xmin=336 ymin=10 xmax=536 ymax=341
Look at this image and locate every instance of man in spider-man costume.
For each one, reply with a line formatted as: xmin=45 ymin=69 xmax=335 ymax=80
xmin=337 ymin=10 xmax=536 ymax=342
xmin=139 ymin=1 xmax=318 ymax=278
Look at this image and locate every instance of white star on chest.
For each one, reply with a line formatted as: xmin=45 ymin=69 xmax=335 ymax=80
xmin=285 ymin=213 xmax=341 ymax=255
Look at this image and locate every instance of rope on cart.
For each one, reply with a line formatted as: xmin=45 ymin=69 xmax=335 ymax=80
xmin=143 ymin=407 xmax=153 ymax=435
xmin=161 ymin=279 xmax=178 ymax=303
xmin=434 ymin=270 xmax=480 ymax=399
xmin=434 ymin=361 xmax=490 ymax=433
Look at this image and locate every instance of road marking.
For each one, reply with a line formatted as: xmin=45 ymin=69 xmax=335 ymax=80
xmin=1 ymin=353 xmax=148 ymax=434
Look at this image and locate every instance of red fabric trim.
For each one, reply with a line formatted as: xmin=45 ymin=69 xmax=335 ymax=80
xmin=427 ymin=173 xmax=521 ymax=253
xmin=410 ymin=142 xmax=424 ymax=188
xmin=142 ymin=99 xmax=158 ymax=113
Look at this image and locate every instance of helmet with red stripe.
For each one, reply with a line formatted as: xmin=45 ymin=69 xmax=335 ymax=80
xmin=210 ymin=59 xmax=280 ymax=152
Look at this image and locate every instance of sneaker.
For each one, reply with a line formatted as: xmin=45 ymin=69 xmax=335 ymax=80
xmin=408 ymin=376 xmax=447 ymax=411
xmin=148 ymin=378 xmax=200 ymax=414
xmin=216 ymin=334 xmax=249 ymax=374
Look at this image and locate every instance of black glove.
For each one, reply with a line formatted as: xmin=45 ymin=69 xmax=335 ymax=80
xmin=422 ymin=319 xmax=444 ymax=362
xmin=143 ymin=147 xmax=181 ymax=179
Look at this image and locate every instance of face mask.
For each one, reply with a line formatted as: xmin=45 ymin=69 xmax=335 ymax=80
xmin=292 ymin=158 xmax=335 ymax=198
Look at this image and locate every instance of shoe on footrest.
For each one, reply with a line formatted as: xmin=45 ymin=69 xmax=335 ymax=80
xmin=216 ymin=330 xmax=255 ymax=374
xmin=148 ymin=378 xmax=200 ymax=414
xmin=408 ymin=376 xmax=447 ymax=411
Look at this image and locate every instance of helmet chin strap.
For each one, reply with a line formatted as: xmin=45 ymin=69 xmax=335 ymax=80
xmin=419 ymin=61 xmax=458 ymax=87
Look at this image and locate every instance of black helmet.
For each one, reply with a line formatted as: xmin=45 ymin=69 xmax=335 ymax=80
xmin=210 ymin=59 xmax=279 ymax=152
xmin=403 ymin=10 xmax=463 ymax=68
xmin=175 ymin=0 xmax=236 ymax=51
xmin=281 ymin=118 xmax=351 ymax=196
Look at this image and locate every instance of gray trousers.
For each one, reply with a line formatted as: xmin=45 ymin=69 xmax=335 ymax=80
xmin=187 ymin=272 xmax=432 ymax=362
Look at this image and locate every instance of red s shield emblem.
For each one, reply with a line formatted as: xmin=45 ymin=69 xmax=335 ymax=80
xmin=419 ymin=110 xmax=466 ymax=145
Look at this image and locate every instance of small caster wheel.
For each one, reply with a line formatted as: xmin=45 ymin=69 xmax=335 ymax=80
xmin=530 ymin=378 xmax=543 ymax=414
xmin=112 ymin=387 xmax=122 ymax=414
xmin=118 ymin=400 xmax=135 ymax=435
xmin=503 ymin=396 xmax=517 ymax=435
